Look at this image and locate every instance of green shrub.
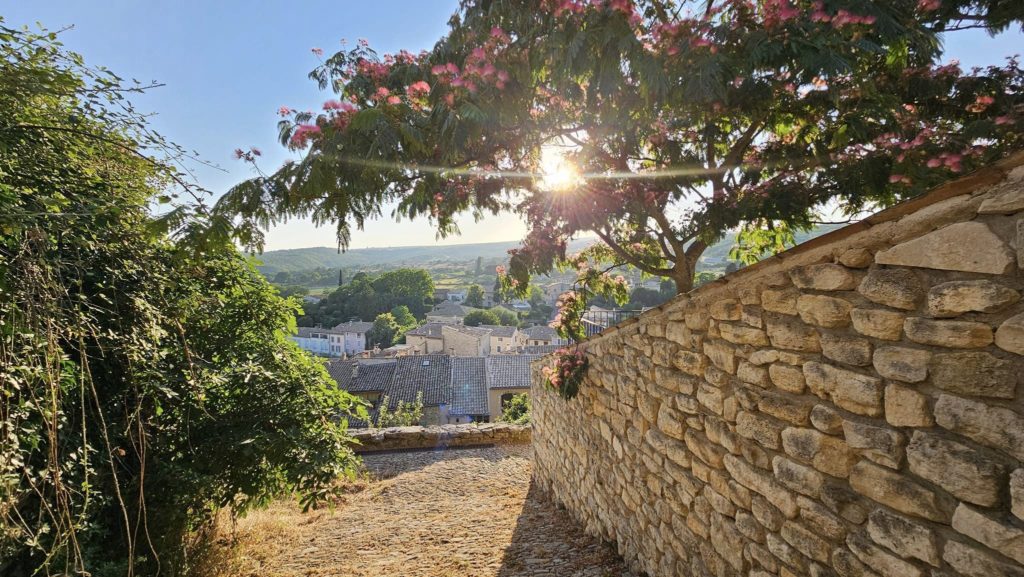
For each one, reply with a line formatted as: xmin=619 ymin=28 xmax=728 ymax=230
xmin=500 ymin=394 xmax=531 ymax=425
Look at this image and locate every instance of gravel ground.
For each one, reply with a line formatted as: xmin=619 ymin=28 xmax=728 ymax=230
xmin=212 ymin=444 xmax=635 ymax=577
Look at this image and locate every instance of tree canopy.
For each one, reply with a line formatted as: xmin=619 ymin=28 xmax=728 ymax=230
xmin=464 ymin=309 xmax=502 ymax=326
xmin=220 ymin=0 xmax=1022 ymax=299
xmin=0 ymin=22 xmax=363 ymax=575
xmin=301 ymin=267 xmax=434 ymax=326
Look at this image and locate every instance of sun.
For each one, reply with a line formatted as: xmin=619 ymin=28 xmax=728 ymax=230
xmin=539 ymin=146 xmax=582 ymax=192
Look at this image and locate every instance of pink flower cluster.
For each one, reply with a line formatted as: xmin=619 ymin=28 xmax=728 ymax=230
xmin=966 ymin=95 xmax=995 ymax=113
xmin=545 ymin=0 xmax=640 ymax=25
xmin=430 ymin=30 xmax=511 ymax=95
xmin=918 ymin=0 xmax=941 ymax=12
xmin=289 ymin=124 xmax=322 ymax=149
xmin=541 ymin=348 xmax=586 ymax=393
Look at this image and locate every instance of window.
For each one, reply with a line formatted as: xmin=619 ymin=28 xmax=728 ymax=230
xmin=496 ymin=346 xmax=501 ymax=352
xmin=500 ymin=393 xmax=516 ymax=409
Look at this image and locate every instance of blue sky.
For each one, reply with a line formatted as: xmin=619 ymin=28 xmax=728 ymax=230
xmin=4 ymin=2 xmax=1021 ymax=251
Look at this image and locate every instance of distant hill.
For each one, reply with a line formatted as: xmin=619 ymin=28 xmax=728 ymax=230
xmin=253 ymin=224 xmax=845 ymax=278
xmin=252 ymin=238 xmax=597 ymax=277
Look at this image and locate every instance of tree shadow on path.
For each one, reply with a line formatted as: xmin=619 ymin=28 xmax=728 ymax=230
xmin=496 ymin=480 xmax=639 ymax=577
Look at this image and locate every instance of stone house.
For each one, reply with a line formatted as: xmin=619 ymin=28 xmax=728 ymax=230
xmin=290 ymin=320 xmax=372 ymax=357
xmin=426 ymin=301 xmax=479 ymax=323
xmin=441 ymin=324 xmax=492 ymax=356
xmin=486 ymin=355 xmax=541 ymax=419
xmin=478 ymin=324 xmax=523 ymax=353
xmin=521 ymin=324 xmax=564 ymax=347
xmin=405 ymin=322 xmax=446 ymax=354
xmin=333 ymin=355 xmax=455 ymax=426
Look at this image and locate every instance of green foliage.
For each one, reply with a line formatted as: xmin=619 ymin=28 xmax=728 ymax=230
xmin=488 ymin=306 xmax=521 ymax=327
xmin=464 ymin=309 xmax=501 ymax=326
xmin=373 ymin=392 xmax=425 ymax=428
xmin=464 ymin=283 xmax=486 ymax=307
xmin=367 ymin=312 xmax=401 ymax=348
xmin=0 ymin=23 xmax=362 ymax=576
xmin=301 ymin=267 xmax=434 ymax=326
xmin=500 ymin=394 xmax=531 ymax=425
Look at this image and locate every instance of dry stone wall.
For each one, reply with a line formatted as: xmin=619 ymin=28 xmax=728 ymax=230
xmin=349 ymin=423 xmax=530 ymax=453
xmin=531 ymin=153 xmax=1024 ymax=577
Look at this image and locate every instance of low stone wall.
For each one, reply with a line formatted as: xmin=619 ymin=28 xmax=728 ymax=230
xmin=349 ymin=423 xmax=530 ymax=453
xmin=532 ymin=153 xmax=1024 ymax=577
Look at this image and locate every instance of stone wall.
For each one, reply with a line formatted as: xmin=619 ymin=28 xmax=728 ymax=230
xmin=531 ymin=152 xmax=1024 ymax=577
xmin=349 ymin=423 xmax=530 ymax=453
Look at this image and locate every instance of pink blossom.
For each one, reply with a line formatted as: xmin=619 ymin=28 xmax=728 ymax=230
xmin=995 ymin=116 xmax=1015 ymax=125
xmin=233 ymin=148 xmax=245 ymax=160
xmin=311 ymin=47 xmax=323 ymax=56
xmin=278 ymin=106 xmax=292 ymax=116
xmin=918 ymin=0 xmax=941 ymax=11
xmin=289 ymin=124 xmax=322 ymax=148
xmin=387 ymin=95 xmax=401 ymax=105
xmin=407 ymin=80 xmax=431 ymax=98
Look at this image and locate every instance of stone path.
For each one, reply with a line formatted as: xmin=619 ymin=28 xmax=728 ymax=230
xmin=214 ymin=445 xmax=634 ymax=577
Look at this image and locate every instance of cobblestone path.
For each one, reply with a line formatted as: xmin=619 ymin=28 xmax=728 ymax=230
xmin=219 ymin=445 xmax=634 ymax=577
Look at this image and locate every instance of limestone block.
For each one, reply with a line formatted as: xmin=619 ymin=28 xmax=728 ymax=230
xmin=703 ymin=340 xmax=738 ymax=373
xmin=1014 ymin=469 xmax=1024 ymax=522
xmin=742 ymin=305 xmax=764 ymax=328
xmin=719 ymin=322 xmax=769 ymax=346
xmin=930 ymin=351 xmax=1017 ymax=399
xmin=782 ymin=520 xmax=832 ymax=563
xmin=942 ymin=539 xmax=1024 ymax=577
xmin=904 ymin=317 xmax=993 ymax=348
xmin=831 ymin=546 xmax=881 ymax=577
xmin=798 ymin=294 xmax=853 ymax=328
xmin=697 ymin=383 xmax=725 ymax=415
xmin=851 ymin=308 xmax=905 ymax=341
xmin=978 ymin=183 xmax=1024 ymax=214
xmin=875 ymin=221 xmax=1015 ymax=274
xmin=762 ymin=287 xmax=801 ymax=315
xmin=867 ymin=508 xmax=940 ymax=567
xmin=907 ymin=431 xmax=1005 ymax=507
xmin=846 ymin=531 xmax=924 ymax=577
xmin=685 ymin=429 xmax=726 ymax=469
xmin=927 ymin=280 xmax=1020 ymax=317
xmin=934 ymin=393 xmax=1024 ymax=460
xmin=839 ymin=248 xmax=874 ymax=269
xmin=842 ymin=419 xmax=905 ymax=469
xmin=674 ymin=350 xmax=707 ymax=376
xmin=737 ymin=410 xmax=785 ymax=450
xmin=781 ymin=427 xmax=858 ymax=477
xmin=996 ymin=312 xmax=1024 ymax=356
xmin=737 ymin=360 xmax=771 ymax=387
xmin=858 ymin=267 xmax=925 ymax=310
xmin=797 ymin=496 xmax=846 ymax=541
xmin=821 ymin=333 xmax=873 ymax=366
xmin=884 ymin=383 xmax=932 ymax=428
xmin=952 ymin=503 xmax=1024 ymax=564
xmin=790 ymin=263 xmax=858 ymax=291
xmin=769 ymin=362 xmax=806 ymax=393
xmin=749 ymin=348 xmax=780 ymax=366
xmin=710 ymin=298 xmax=743 ymax=321
xmin=773 ymin=456 xmax=824 ymax=498
xmin=849 ymin=461 xmax=948 ymax=522
xmin=752 ymin=493 xmax=784 ymax=532
xmin=766 ymin=315 xmax=822 ymax=352
xmin=821 ymin=483 xmax=869 ymax=525
xmin=804 ymin=361 xmax=883 ymax=416
xmin=810 ymin=405 xmax=844 ymax=434
xmin=872 ymin=346 xmax=930 ymax=382
xmin=736 ymin=510 xmax=765 ymax=543
xmin=758 ymin=391 xmax=814 ymax=425
xmin=767 ymin=532 xmax=808 ymax=572
xmin=724 ymin=454 xmax=798 ymax=518
xmin=656 ymin=404 xmax=685 ymax=440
